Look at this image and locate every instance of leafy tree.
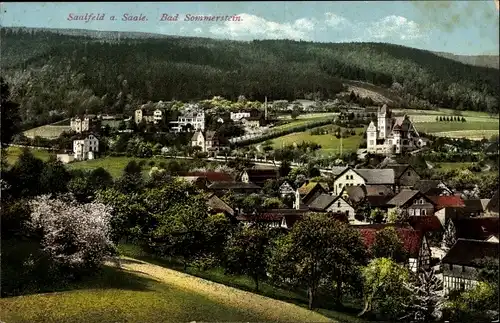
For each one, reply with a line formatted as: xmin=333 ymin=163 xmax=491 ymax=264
xmin=278 ymin=159 xmax=292 ymax=178
xmin=400 ymin=269 xmax=443 ymax=322
xmin=223 ymin=226 xmax=271 ymax=291
xmin=371 ymin=227 xmax=407 ymax=263
xmin=386 ymin=206 xmax=406 ymax=223
xmin=369 ymin=208 xmax=385 ymax=223
xmin=262 ymin=179 xmax=280 ymax=197
xmin=39 ymin=155 xmax=71 ymax=194
xmin=115 ymin=160 xmax=144 ymax=193
xmin=359 ymin=257 xmax=411 ymax=319
xmin=268 ymin=213 xmax=366 ymax=309
xmin=262 ymin=197 xmax=285 ymax=209
xmin=0 ymin=77 xmax=21 ymax=147
xmin=7 ymin=148 xmax=45 ymax=197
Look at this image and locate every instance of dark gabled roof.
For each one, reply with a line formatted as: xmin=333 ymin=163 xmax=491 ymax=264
xmin=366 ymin=195 xmax=393 ymax=208
xmin=206 ymin=193 xmax=234 ymax=216
xmin=384 ymin=163 xmax=412 ymax=179
xmin=281 ymin=213 xmax=304 ymax=228
xmin=236 ymin=209 xmax=308 ymax=223
xmin=354 ymin=225 xmax=423 ymax=257
xmin=452 ymin=217 xmax=500 ymax=241
xmin=182 ymin=171 xmax=233 ymax=182
xmin=386 ymin=189 xmax=421 ymax=207
xmin=441 ymin=239 xmax=499 ymax=267
xmin=408 ymin=216 xmax=443 ymax=233
xmin=243 ymin=168 xmax=278 ymax=184
xmin=208 ymin=182 xmax=261 ymax=190
xmin=345 ymin=186 xmax=366 ymax=203
xmin=414 ymin=180 xmax=450 ymax=194
xmin=486 ymin=189 xmax=499 ymax=213
xmin=365 ymin=185 xmax=394 ymax=196
xmin=297 ymin=182 xmax=328 ymax=196
xmin=463 ymin=199 xmax=487 ymax=213
xmin=355 ymin=169 xmax=395 ymax=185
xmin=308 ymin=194 xmax=339 ymax=211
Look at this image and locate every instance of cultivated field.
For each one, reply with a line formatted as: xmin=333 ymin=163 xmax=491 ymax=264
xmin=23 ymin=125 xmax=71 ymax=139
xmin=0 ymin=257 xmax=333 ymax=323
xmin=5 ymin=146 xmax=53 ymax=165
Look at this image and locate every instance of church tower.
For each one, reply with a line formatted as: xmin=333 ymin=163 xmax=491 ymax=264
xmin=366 ymin=121 xmax=377 ymax=153
xmin=377 ymin=104 xmax=391 ymax=139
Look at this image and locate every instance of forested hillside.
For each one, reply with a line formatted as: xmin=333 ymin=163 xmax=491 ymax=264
xmin=1 ymin=27 xmax=498 ymax=129
xmin=432 ymin=51 xmax=499 ymax=69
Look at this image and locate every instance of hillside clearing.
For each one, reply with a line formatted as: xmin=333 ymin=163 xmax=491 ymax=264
xmin=413 ymin=121 xmax=499 ymax=134
xmin=23 ymin=125 xmax=71 ymax=139
xmin=0 ymin=257 xmax=334 ymax=323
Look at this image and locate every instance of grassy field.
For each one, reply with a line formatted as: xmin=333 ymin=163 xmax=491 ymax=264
xmin=4 ymin=146 xmax=53 ymax=165
xmin=413 ymin=121 xmax=499 ymax=134
xmin=0 ymin=256 xmax=334 ymax=323
xmin=432 ymin=130 xmax=498 ymax=140
xmin=273 ymin=114 xmax=337 ymax=131
xmin=270 ymin=127 xmax=365 ymax=156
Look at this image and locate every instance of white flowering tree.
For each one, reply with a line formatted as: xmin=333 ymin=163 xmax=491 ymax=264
xmin=29 ymin=195 xmax=115 ymax=274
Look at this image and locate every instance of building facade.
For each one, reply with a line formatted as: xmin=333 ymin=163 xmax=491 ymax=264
xmin=170 ymin=109 xmax=205 ymax=133
xmin=70 ymin=116 xmax=92 ymax=133
xmin=73 ymin=134 xmax=99 ymax=161
xmin=366 ymin=105 xmax=427 ymax=155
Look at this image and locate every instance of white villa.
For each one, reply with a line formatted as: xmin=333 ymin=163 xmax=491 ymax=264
xmin=230 ymin=111 xmax=251 ymax=122
xmin=73 ymin=134 xmax=99 ymax=161
xmin=367 ymin=105 xmax=427 ymax=155
xmin=134 ymin=108 xmax=163 ymax=124
xmin=170 ymin=107 xmax=205 ymax=133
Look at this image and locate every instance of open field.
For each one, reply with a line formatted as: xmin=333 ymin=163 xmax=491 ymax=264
xmin=270 ymin=128 xmax=365 ymax=156
xmin=409 ymin=115 xmax=499 ymax=123
xmin=413 ymin=122 xmax=498 ymax=134
xmin=0 ymin=256 xmax=333 ymax=323
xmin=273 ymin=114 xmax=337 ymax=131
xmin=66 ymin=157 xmax=172 ymax=178
xmin=4 ymin=146 xmax=53 ymax=165
xmin=432 ymin=130 xmax=499 ymax=140
xmin=23 ymin=125 xmax=71 ymax=139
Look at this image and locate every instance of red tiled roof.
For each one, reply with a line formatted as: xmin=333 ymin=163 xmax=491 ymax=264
xmin=430 ymin=195 xmax=465 ymax=209
xmin=408 ymin=216 xmax=443 ymax=233
xmin=355 ymin=226 xmax=423 ymax=257
xmin=183 ymin=171 xmax=233 ymax=182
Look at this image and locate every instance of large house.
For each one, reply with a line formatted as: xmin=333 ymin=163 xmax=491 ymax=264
xmin=332 ymin=168 xmax=395 ymax=195
xmin=386 ymin=189 xmax=436 ymax=217
xmin=191 ymin=130 xmax=228 ymax=153
xmin=241 ymin=168 xmax=279 ymax=187
xmin=70 ymin=115 xmax=94 ymax=133
xmin=170 ymin=108 xmax=205 ymax=133
xmin=366 ymin=105 xmax=427 ymax=155
xmin=380 ymin=163 xmax=420 ymax=191
xmin=441 ymin=239 xmax=499 ymax=294
xmin=73 ymin=134 xmax=99 ymax=161
xmin=308 ymin=194 xmax=356 ymax=222
xmin=134 ymin=108 xmax=163 ymax=124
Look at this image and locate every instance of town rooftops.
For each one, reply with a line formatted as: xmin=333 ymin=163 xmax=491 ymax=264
xmin=355 ymin=169 xmax=395 ymax=185
xmin=353 ymin=224 xmax=423 ymax=258
xmin=181 ymin=171 xmax=233 ymax=182
xmin=386 ymin=189 xmax=421 ymax=207
xmin=430 ymin=195 xmax=465 ymax=210
xmin=414 ymin=180 xmax=450 ymax=195
xmin=206 ymin=193 xmax=234 ymax=216
xmin=308 ymin=194 xmax=344 ymax=211
xmin=242 ymin=168 xmax=278 ymax=186
xmin=441 ymin=239 xmax=499 ymax=267
xmin=208 ymin=182 xmax=261 ymax=190
xmin=297 ymin=182 xmax=328 ymax=196
xmin=408 ymin=215 xmax=443 ymax=233
xmin=383 ymin=163 xmax=413 ymax=179
xmin=462 ymin=199 xmax=489 ymax=214
xmin=452 ymin=217 xmax=500 ymax=241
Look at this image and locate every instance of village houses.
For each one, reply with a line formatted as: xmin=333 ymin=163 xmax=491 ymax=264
xmin=73 ymin=133 xmax=99 ymax=161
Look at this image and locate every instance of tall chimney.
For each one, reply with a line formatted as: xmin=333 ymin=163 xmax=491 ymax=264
xmin=265 ymin=96 xmax=268 ymax=120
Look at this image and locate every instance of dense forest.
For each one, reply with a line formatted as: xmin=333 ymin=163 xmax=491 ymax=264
xmin=1 ymin=27 xmax=499 ymax=128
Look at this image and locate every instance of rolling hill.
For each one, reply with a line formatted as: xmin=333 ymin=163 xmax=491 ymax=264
xmin=0 ymin=256 xmax=335 ymax=323
xmin=1 ymin=27 xmax=498 ymax=129
xmin=432 ymin=51 xmax=499 ymax=69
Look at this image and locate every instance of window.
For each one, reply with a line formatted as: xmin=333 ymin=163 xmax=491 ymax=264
xmin=409 ymin=209 xmax=414 ymax=216
xmin=449 ymin=264 xmax=453 ymax=270
xmin=369 ymin=140 xmax=374 ymax=146
xmin=350 ymin=175 xmax=354 ymax=180
xmin=346 ymin=175 xmax=349 ymax=180
xmin=415 ymin=209 xmax=421 ymax=216
xmin=338 ymin=202 xmax=341 ymax=208
xmin=346 ymin=210 xmax=349 ymax=217
xmin=422 ymin=209 xmax=426 ymax=215
xmin=338 ymin=183 xmax=342 ymax=188
xmin=408 ymin=171 xmax=411 ymax=176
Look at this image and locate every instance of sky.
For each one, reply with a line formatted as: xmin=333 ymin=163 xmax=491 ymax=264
xmin=1 ymin=1 xmax=498 ymax=55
